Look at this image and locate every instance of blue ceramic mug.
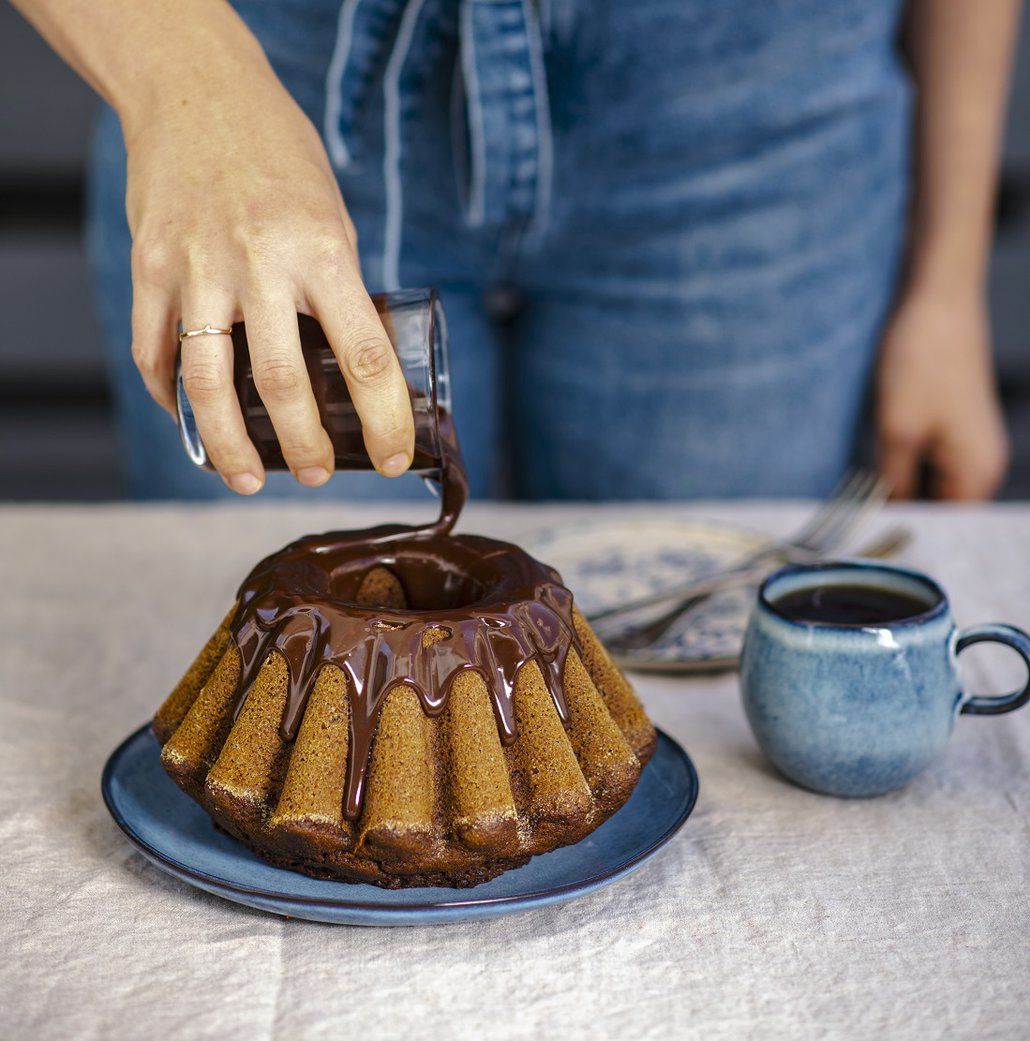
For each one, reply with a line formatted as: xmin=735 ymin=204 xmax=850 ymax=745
xmin=740 ymin=560 xmax=1030 ymax=797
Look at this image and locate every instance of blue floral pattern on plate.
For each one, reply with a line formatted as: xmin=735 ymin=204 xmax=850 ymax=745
xmin=523 ymin=518 xmax=767 ymax=672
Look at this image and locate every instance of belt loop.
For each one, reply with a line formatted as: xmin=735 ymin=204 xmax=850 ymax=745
xmin=459 ymin=0 xmax=487 ymax=228
xmin=325 ymin=0 xmax=363 ymax=169
xmin=521 ymin=0 xmax=553 ymax=238
xmin=450 ymin=48 xmax=470 ymax=211
xmin=456 ymin=0 xmax=551 ymax=235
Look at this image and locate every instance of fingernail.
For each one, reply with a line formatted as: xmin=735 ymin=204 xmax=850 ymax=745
xmin=297 ymin=466 xmax=331 ymax=487
xmin=379 ymin=452 xmax=411 ymax=478
xmin=227 ymin=472 xmax=262 ymax=495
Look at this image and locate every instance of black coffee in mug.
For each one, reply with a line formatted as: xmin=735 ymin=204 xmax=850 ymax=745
xmin=772 ymin=583 xmax=931 ymax=626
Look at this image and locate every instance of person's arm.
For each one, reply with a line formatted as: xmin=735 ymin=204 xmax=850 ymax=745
xmin=877 ymin=0 xmax=1021 ymax=500
xmin=12 ymin=0 xmax=415 ymax=494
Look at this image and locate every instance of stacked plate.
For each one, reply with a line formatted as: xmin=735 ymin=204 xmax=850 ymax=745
xmin=523 ymin=517 xmax=767 ymax=672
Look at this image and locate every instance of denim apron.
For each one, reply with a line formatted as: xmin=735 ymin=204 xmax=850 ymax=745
xmin=87 ymin=0 xmax=910 ymax=499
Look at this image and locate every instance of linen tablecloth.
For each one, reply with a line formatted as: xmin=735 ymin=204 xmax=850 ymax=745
xmin=1 ymin=501 xmax=1027 ymax=1040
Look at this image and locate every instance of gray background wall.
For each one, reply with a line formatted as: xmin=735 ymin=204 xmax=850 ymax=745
xmin=1 ymin=5 xmax=1028 ymax=500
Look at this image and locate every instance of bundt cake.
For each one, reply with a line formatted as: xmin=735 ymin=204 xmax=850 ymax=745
xmin=153 ymin=527 xmax=657 ymax=888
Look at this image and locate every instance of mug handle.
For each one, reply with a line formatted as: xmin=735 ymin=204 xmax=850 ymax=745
xmin=955 ymin=623 xmax=1030 ymax=716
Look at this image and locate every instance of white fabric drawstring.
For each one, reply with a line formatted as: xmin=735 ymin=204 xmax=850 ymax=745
xmin=382 ymin=0 xmax=430 ymax=290
xmin=324 ymin=0 xmax=363 ymax=169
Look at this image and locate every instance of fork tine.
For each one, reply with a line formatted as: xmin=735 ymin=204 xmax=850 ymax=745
xmin=782 ymin=472 xmax=853 ymax=548
xmin=789 ymin=469 xmax=868 ymax=549
xmin=585 ymin=468 xmax=886 ymax=629
xmin=835 ymin=473 xmax=890 ymax=547
xmin=805 ymin=471 xmax=887 ymax=555
xmin=800 ymin=472 xmax=876 ymax=554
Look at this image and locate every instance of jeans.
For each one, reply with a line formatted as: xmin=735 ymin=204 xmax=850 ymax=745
xmin=86 ymin=0 xmax=910 ymax=501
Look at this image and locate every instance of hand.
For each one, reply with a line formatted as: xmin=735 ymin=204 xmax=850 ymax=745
xmin=124 ymin=54 xmax=414 ymax=494
xmin=876 ymin=287 xmax=1009 ymax=500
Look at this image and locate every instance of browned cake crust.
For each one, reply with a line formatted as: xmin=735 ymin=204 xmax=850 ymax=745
xmin=154 ymin=566 xmax=657 ymax=889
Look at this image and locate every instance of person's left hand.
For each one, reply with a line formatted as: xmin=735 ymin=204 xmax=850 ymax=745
xmin=875 ymin=286 xmax=1010 ymax=500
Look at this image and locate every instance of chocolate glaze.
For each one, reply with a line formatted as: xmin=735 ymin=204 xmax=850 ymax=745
xmin=225 ymin=408 xmax=575 ymax=822
xmin=422 ymin=408 xmax=467 ymax=538
xmin=223 ymin=302 xmax=449 ymax=476
xmin=229 ymin=529 xmax=576 ymax=820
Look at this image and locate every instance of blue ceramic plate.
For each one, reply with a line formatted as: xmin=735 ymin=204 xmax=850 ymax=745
xmin=102 ymin=725 xmax=698 ymax=926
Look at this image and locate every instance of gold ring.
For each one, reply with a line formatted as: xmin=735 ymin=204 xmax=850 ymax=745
xmin=179 ymin=324 xmax=233 ymax=342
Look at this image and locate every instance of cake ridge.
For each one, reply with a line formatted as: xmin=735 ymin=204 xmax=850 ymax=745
xmin=225 ymin=527 xmax=581 ymax=822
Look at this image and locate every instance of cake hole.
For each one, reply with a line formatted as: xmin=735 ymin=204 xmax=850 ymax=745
xmin=343 ymin=552 xmax=495 ymax=612
xmin=354 ymin=566 xmax=408 ymax=610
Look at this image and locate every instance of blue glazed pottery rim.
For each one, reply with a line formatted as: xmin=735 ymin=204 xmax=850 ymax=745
xmin=759 ymin=559 xmax=949 ymax=631
xmin=101 ymin=723 xmax=698 ymax=914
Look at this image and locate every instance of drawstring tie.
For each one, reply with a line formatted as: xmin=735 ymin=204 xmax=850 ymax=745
xmin=324 ymin=0 xmax=551 ymax=290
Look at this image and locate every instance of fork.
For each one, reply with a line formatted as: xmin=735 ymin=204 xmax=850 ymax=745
xmin=600 ymin=524 xmax=910 ymax=655
xmin=587 ymin=469 xmax=888 ymax=629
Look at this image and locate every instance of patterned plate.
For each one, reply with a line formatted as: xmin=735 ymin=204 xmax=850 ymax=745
xmin=101 ymin=725 xmax=698 ymax=926
xmin=522 ymin=517 xmax=768 ymax=672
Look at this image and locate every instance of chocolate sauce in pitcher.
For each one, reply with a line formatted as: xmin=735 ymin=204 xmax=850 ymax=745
xmin=218 ymin=306 xmax=468 ymax=534
xmin=228 ymin=313 xmax=450 ymax=477
xmin=216 ymin=310 xmax=576 ymax=821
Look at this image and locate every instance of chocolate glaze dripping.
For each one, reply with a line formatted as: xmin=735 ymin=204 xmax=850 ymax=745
xmin=225 ymin=410 xmax=577 ymax=822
